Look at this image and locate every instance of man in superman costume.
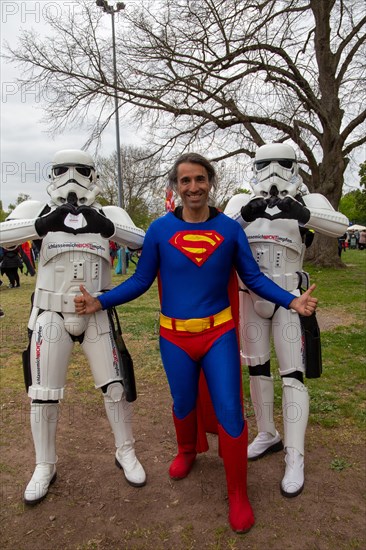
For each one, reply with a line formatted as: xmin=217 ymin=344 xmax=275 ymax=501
xmin=75 ymin=153 xmax=318 ymax=533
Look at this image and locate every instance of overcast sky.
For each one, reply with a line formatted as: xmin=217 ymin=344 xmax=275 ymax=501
xmin=0 ymin=0 xmax=140 ymax=210
xmin=1 ymin=1 xmax=364 ymax=211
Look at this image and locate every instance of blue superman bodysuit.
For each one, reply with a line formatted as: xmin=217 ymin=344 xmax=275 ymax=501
xmin=99 ymin=210 xmax=293 ymax=437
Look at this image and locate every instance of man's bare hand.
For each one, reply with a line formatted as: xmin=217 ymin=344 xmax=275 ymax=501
xmin=74 ymin=285 xmax=102 ymax=316
xmin=289 ymin=284 xmax=318 ymax=316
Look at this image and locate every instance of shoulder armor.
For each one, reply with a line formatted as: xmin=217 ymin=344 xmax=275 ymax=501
xmin=224 ymin=193 xmax=254 ymax=228
xmin=6 ymin=200 xmax=46 ymax=221
xmin=302 ymin=194 xmax=349 ymax=237
xmin=101 ymin=205 xmax=145 ymax=249
xmin=302 ymin=193 xmax=333 ymax=210
xmin=102 ymin=205 xmax=137 ymax=226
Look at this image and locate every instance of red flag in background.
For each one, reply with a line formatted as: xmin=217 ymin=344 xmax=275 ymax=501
xmin=165 ymin=186 xmax=175 ymax=212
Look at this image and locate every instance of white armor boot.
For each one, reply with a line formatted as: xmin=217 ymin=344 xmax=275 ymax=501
xmin=103 ymin=384 xmax=146 ymax=487
xmin=248 ymin=375 xmax=283 ymax=460
xmin=281 ymin=378 xmax=309 ymax=497
xmin=24 ymin=402 xmax=58 ymax=505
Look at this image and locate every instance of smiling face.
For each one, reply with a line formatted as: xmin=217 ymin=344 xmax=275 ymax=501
xmin=176 ymin=162 xmax=211 ymax=220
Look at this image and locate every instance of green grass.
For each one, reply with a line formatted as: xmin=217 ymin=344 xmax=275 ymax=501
xmin=309 ymin=328 xmax=365 ymax=428
xmin=1 ymin=250 xmax=365 ymax=431
xmin=0 ymin=249 xmax=365 ymax=550
xmin=307 ymin=252 xmax=366 ymax=313
xmin=305 ymin=251 xmax=365 ymax=430
xmin=330 ymin=457 xmax=352 ymax=471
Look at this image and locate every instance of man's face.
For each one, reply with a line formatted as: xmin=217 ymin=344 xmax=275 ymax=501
xmin=176 ymin=162 xmax=210 ymax=213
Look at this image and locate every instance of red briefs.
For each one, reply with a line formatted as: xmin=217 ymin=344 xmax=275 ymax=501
xmin=160 ymin=319 xmax=235 ymax=361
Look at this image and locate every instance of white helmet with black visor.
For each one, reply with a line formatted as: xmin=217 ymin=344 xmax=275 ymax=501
xmin=47 ymin=149 xmax=101 ymax=206
xmin=250 ymin=143 xmax=303 ymax=198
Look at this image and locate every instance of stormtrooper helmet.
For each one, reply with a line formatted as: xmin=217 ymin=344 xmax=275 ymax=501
xmin=250 ymin=143 xmax=303 ymax=198
xmin=47 ymin=149 xmax=101 ymax=206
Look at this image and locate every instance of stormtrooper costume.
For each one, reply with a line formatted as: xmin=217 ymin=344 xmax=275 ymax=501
xmin=224 ymin=143 xmax=348 ymax=497
xmin=0 ymin=150 xmax=147 ymax=504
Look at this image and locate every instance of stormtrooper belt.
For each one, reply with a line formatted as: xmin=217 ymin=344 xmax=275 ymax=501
xmin=160 ymin=306 xmax=232 ymax=333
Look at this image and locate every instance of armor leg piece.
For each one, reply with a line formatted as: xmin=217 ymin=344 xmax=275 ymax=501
xmin=169 ymin=408 xmax=197 ymax=480
xmin=281 ymin=377 xmax=309 ymax=497
xmin=248 ymin=375 xmax=283 ymax=460
xmin=24 ymin=402 xmax=58 ymax=505
xmin=103 ymin=387 xmax=146 ymax=487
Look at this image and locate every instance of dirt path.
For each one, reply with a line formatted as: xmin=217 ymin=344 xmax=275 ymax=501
xmin=1 ymin=372 xmax=365 ymax=550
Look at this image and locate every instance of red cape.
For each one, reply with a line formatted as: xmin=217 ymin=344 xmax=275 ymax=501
xmin=195 ymin=268 xmax=242 ymax=453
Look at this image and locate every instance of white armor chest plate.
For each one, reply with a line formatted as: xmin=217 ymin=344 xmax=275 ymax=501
xmin=244 ymin=214 xmax=305 ymax=290
xmin=34 ymin=232 xmax=112 ymax=312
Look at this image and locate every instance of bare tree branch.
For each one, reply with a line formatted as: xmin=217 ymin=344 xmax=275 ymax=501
xmin=4 ymin=0 xmax=365 ymax=224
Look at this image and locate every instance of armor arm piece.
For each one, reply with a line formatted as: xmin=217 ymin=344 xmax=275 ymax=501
xmin=303 ymin=193 xmax=349 ymax=237
xmin=224 ymin=194 xmax=253 ymax=228
xmin=0 ymin=200 xmax=46 ymax=247
xmin=102 ymin=206 xmax=145 ymax=250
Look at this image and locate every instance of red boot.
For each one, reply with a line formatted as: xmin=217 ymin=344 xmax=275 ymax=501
xmin=169 ymin=409 xmax=197 ymax=480
xmin=218 ymin=423 xmax=255 ymax=533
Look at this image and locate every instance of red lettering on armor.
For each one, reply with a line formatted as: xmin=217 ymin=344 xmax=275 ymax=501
xmin=109 ymin=328 xmax=120 ymax=376
xmin=35 ymin=326 xmax=43 ymax=384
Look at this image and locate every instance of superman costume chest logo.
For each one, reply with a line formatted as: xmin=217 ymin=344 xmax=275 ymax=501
xmin=169 ymin=230 xmax=224 ymax=266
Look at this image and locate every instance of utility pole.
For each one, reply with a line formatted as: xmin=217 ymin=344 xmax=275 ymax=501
xmin=96 ymin=0 xmax=127 ymax=274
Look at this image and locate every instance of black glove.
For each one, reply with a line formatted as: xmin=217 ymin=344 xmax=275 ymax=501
xmin=267 ymin=195 xmax=281 ymax=208
xmin=276 ymin=196 xmax=311 ymax=224
xmin=241 ymin=198 xmax=267 ymax=222
xmin=76 ymin=206 xmax=115 ymax=238
xmin=35 ymin=204 xmax=77 ymax=237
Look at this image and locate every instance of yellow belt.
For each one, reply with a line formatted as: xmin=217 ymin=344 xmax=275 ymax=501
xmin=160 ymin=306 xmax=232 ymax=333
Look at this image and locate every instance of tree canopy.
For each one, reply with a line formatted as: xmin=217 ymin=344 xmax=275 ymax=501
xmin=7 ymin=193 xmax=32 ymax=213
xmin=97 ymin=145 xmax=166 ymax=229
xmin=339 ymin=190 xmax=366 ymax=226
xmin=359 ymin=161 xmax=366 ymax=189
xmin=339 ymin=163 xmax=366 ymax=225
xmin=5 ymin=0 xmax=366 ymax=264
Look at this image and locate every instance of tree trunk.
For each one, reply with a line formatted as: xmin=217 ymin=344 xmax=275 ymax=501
xmin=304 ymin=233 xmax=345 ymax=268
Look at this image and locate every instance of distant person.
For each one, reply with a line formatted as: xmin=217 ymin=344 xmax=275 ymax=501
xmin=109 ymin=240 xmax=118 ymax=267
xmin=0 ymin=246 xmax=23 ymax=288
xmin=349 ymin=231 xmax=357 ymax=249
xmin=31 ymin=241 xmax=40 ymax=262
xmin=338 ymin=233 xmax=347 ymax=257
xmin=358 ymin=230 xmax=366 ymax=250
xmin=20 ymin=241 xmax=36 ymax=276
